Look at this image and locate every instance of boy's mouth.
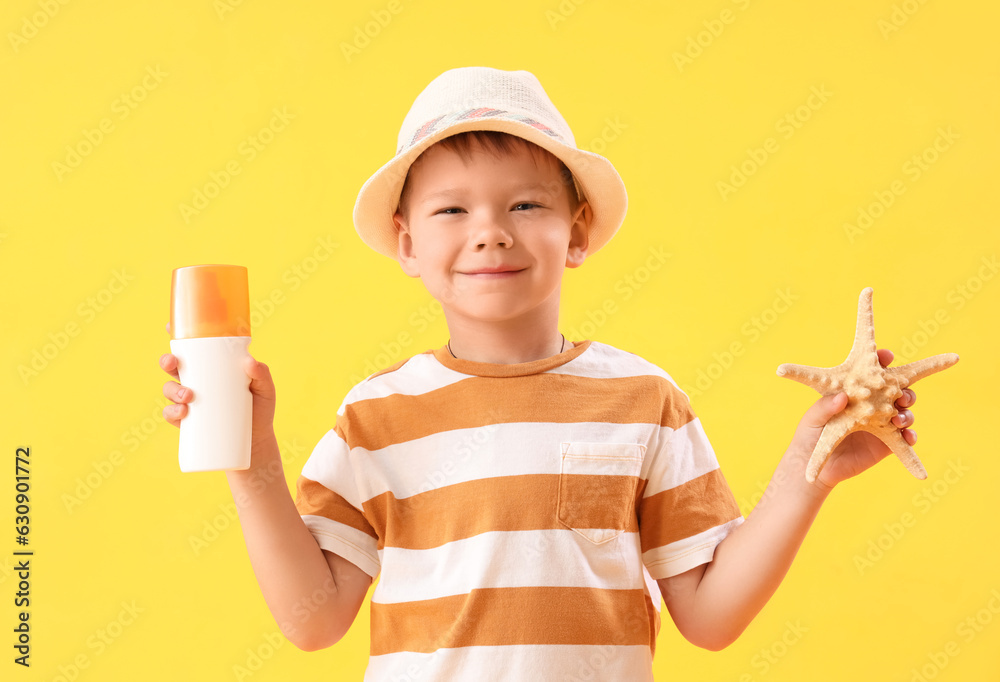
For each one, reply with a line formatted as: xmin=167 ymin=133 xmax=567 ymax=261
xmin=460 ymin=266 xmax=527 ymax=277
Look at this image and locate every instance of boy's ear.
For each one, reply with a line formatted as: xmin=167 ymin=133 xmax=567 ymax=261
xmin=394 ymin=211 xmax=420 ymax=278
xmin=565 ymin=200 xmax=592 ymax=269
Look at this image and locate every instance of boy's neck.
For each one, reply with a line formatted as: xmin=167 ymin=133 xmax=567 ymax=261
xmin=445 ymin=323 xmax=567 ymax=365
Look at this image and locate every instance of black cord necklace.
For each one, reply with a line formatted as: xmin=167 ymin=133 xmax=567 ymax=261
xmin=448 ymin=333 xmax=566 ymax=359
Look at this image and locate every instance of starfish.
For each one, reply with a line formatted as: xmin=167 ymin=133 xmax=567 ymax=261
xmin=776 ymin=287 xmax=959 ymax=483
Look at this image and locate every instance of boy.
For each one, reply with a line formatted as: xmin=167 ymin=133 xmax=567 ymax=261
xmin=159 ymin=66 xmax=919 ymax=680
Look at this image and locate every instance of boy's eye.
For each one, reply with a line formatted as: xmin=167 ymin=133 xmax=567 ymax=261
xmin=434 ymin=204 xmax=541 ymax=215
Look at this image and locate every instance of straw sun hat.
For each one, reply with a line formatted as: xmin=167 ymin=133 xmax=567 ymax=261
xmin=352 ymin=66 xmax=628 ymax=261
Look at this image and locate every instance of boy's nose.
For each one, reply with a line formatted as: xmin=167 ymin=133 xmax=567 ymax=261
xmin=478 ymin=233 xmax=510 ymax=247
xmin=471 ymin=217 xmax=514 ymax=248
xmin=476 ymin=236 xmax=512 ymax=250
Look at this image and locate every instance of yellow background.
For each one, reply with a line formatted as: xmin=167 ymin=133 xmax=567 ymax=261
xmin=2 ymin=0 xmax=997 ymax=680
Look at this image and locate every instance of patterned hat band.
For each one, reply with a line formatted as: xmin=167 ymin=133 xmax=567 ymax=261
xmin=398 ymin=108 xmax=582 ymax=203
xmin=398 ymin=108 xmax=567 ymax=155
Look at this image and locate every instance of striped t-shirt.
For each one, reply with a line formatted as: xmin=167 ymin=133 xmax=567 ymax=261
xmin=294 ymin=338 xmax=744 ymax=681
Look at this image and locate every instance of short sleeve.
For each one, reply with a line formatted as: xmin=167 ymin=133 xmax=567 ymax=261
xmin=294 ymin=427 xmax=381 ymax=579
xmin=637 ymin=386 xmax=743 ymax=580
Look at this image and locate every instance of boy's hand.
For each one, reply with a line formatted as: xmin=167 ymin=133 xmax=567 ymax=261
xmin=788 ymin=348 xmax=916 ymax=492
xmin=160 ymin=323 xmax=278 ymax=450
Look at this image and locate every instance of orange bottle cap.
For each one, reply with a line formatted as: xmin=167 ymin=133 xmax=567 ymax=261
xmin=170 ymin=264 xmax=251 ymax=339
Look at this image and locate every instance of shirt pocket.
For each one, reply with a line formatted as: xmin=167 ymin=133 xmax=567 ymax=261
xmin=556 ymin=441 xmax=645 ymax=545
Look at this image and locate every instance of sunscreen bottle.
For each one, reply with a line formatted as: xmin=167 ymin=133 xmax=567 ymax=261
xmin=169 ymin=264 xmax=252 ymax=472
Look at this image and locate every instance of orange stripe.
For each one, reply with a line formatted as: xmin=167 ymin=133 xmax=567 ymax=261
xmin=294 ymin=475 xmax=378 ymax=539
xmin=370 ymin=586 xmax=652 ymax=655
xmin=363 ymin=473 xmax=641 ymax=550
xmin=637 ymin=469 xmax=741 ymax=552
xmin=297 ymin=465 xmax=738 ymax=555
xmin=339 ymin=373 xmax=694 ymax=452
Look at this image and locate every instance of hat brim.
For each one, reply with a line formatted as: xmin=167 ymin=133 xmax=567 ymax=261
xmin=353 ymin=117 xmax=628 ymax=261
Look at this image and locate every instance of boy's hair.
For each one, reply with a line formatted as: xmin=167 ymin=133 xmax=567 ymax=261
xmin=395 ymin=130 xmax=581 ymax=221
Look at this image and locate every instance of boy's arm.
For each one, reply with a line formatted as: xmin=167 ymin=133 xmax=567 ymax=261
xmin=226 ymin=432 xmax=372 ymax=651
xmin=658 ymin=350 xmax=917 ymax=650
xmin=656 ymin=430 xmax=829 ymax=651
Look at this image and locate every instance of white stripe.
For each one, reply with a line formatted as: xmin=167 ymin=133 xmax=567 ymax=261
xmin=554 ymin=340 xmax=682 ymax=386
xmin=642 ymin=417 xmax=724 ymax=497
xmin=372 ymin=529 xmax=646 ymax=605
xmin=353 ymin=351 xmax=469 ymax=403
xmin=364 ymin=644 xmax=654 ymax=682
xmin=300 ymin=429 xmax=368 ymax=510
xmin=306 ymin=417 xmax=718 ymax=509
xmin=301 ymin=514 xmax=381 ymax=578
xmin=641 ymin=562 xmax=662 ymax=614
xmin=642 ymin=518 xmax=744 ymax=580
xmin=358 ymin=421 xmax=667 ymax=501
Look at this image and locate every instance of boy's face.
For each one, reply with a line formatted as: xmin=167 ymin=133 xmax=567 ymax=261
xmin=393 ymin=138 xmax=592 ymax=326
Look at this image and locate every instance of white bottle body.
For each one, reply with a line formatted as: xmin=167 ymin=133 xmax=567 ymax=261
xmin=169 ymin=336 xmax=252 ymax=472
